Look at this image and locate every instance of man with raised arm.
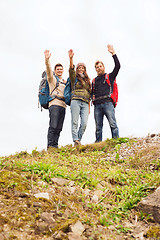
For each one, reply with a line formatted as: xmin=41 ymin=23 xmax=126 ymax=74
xmin=92 ymin=45 xmax=121 ymax=142
xmin=44 ymin=50 xmax=66 ymax=149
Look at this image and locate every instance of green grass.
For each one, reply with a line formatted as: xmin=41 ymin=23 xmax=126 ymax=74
xmin=0 ymin=137 xmax=160 ymax=239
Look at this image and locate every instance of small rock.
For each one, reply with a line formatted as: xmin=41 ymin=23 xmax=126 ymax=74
xmin=108 ymin=225 xmax=116 ymax=230
xmin=34 ymin=192 xmax=50 ymax=200
xmin=131 ymin=231 xmax=145 ymax=239
xmin=37 ymin=181 xmax=47 ymax=186
xmin=52 ymin=230 xmax=68 ymax=239
xmin=130 ymin=222 xmax=149 ymax=239
xmin=83 ymin=188 xmax=90 ymax=196
xmin=40 ymin=212 xmax=55 ymax=223
xmin=94 ymin=190 xmax=104 ymax=197
xmin=96 ymin=183 xmax=104 ymax=189
xmin=14 ymin=191 xmax=28 ymax=198
xmin=125 ymin=168 xmax=130 ymax=172
xmin=149 ymin=165 xmax=155 ymax=171
xmin=63 ymin=208 xmax=72 ymax=218
xmin=124 ymin=221 xmax=134 ymax=229
xmin=97 ymin=225 xmax=106 ymax=233
xmin=33 ymin=202 xmax=42 ymax=207
xmin=36 ymin=221 xmax=48 ymax=233
xmin=68 ymin=232 xmax=83 ymax=240
xmin=69 ymin=181 xmax=75 ymax=187
xmin=69 ymin=220 xmax=85 ymax=235
xmin=150 ymin=134 xmax=156 ymax=138
xmin=66 ymin=186 xmax=76 ymax=194
xmin=104 ymin=204 xmax=112 ymax=209
xmin=91 ymin=194 xmax=99 ymax=203
xmin=51 ymin=177 xmax=69 ymax=186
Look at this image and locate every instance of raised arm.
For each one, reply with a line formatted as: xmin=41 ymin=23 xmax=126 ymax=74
xmin=107 ymin=45 xmax=121 ymax=80
xmin=68 ymin=49 xmax=74 ymax=69
xmin=44 ymin=50 xmax=55 ymax=84
xmin=68 ymin=49 xmax=76 ymax=85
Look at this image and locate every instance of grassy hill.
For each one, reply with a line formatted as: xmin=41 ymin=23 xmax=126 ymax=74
xmin=0 ymin=136 xmax=160 ymax=239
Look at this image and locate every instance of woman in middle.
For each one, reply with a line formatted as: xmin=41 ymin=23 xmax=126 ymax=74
xmin=68 ymin=49 xmax=91 ymax=146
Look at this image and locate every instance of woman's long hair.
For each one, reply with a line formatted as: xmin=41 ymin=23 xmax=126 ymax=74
xmin=76 ymin=64 xmax=91 ymax=93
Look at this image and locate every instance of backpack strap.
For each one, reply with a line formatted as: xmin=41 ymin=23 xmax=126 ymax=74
xmin=91 ymin=78 xmax=96 ymax=104
xmin=50 ymin=81 xmax=59 ymax=95
xmin=105 ymin=73 xmax=110 ymax=85
xmin=50 ymin=75 xmax=66 ymax=102
xmin=105 ymin=73 xmax=112 ymax=97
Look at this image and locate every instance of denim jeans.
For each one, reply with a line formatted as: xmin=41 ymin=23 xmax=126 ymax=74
xmin=94 ymin=101 xmax=119 ymax=142
xmin=47 ymin=105 xmax=66 ymax=148
xmin=70 ymin=100 xmax=89 ymax=142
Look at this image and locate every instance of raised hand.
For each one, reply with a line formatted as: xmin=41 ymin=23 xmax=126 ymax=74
xmin=107 ymin=45 xmax=115 ymax=55
xmin=44 ymin=50 xmax=51 ymax=60
xmin=68 ymin=49 xmax=74 ymax=59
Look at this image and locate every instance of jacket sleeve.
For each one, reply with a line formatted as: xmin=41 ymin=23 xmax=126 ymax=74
xmin=45 ymin=58 xmax=56 ymax=87
xmin=69 ymin=66 xmax=76 ymax=89
xmin=109 ymin=54 xmax=121 ymax=84
xmin=91 ymin=81 xmax=94 ymax=98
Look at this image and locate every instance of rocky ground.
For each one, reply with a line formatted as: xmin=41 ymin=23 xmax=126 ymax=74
xmin=0 ymin=134 xmax=160 ymax=239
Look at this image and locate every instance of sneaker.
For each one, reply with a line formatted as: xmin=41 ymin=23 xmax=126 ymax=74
xmin=74 ymin=140 xmax=81 ymax=146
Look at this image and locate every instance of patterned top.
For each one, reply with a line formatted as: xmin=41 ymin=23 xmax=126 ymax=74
xmin=69 ymin=66 xmax=91 ymax=103
xmin=45 ymin=59 xmax=66 ymax=108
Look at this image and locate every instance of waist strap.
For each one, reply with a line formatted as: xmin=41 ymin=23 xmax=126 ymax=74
xmin=93 ymin=95 xmax=110 ymax=102
xmin=50 ymin=95 xmax=65 ymax=102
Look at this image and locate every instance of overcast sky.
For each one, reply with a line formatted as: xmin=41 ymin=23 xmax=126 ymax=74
xmin=0 ymin=0 xmax=160 ymax=156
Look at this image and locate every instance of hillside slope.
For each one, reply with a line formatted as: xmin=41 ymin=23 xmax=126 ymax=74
xmin=0 ymin=134 xmax=160 ymax=239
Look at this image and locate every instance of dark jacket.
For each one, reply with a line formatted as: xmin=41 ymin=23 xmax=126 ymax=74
xmin=91 ymin=54 xmax=120 ymax=105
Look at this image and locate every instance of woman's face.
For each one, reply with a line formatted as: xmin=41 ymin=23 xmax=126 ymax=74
xmin=77 ymin=65 xmax=85 ymax=74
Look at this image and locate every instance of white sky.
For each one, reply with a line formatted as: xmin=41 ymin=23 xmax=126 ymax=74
xmin=0 ymin=0 xmax=160 ymax=156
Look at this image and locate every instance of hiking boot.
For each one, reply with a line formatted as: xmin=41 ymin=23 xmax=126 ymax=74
xmin=47 ymin=146 xmax=58 ymax=151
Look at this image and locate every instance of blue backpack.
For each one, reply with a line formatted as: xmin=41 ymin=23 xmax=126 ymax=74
xmin=38 ymin=71 xmax=60 ymax=110
xmin=64 ymin=77 xmax=78 ymax=106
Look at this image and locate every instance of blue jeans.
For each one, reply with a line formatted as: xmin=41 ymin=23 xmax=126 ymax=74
xmin=70 ymin=100 xmax=89 ymax=142
xmin=94 ymin=102 xmax=119 ymax=142
xmin=47 ymin=105 xmax=66 ymax=148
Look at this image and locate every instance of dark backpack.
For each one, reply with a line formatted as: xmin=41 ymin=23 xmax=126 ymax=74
xmin=64 ymin=77 xmax=78 ymax=106
xmin=92 ymin=73 xmax=118 ymax=107
xmin=38 ymin=71 xmax=60 ymax=110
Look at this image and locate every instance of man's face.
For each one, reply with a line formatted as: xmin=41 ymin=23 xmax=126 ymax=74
xmin=55 ymin=66 xmax=64 ymax=77
xmin=95 ymin=63 xmax=105 ymax=76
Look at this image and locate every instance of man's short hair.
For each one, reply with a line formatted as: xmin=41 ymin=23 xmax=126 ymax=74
xmin=54 ymin=63 xmax=63 ymax=70
xmin=95 ymin=61 xmax=104 ymax=68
